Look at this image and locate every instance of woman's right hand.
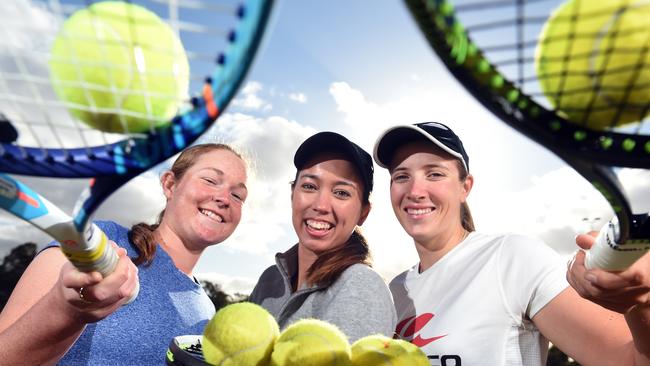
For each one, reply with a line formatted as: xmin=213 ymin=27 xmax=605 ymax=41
xmin=56 ymin=242 xmax=139 ymax=324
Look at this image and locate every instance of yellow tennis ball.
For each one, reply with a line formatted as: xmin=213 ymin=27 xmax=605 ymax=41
xmin=49 ymin=1 xmax=189 ymax=133
xmin=270 ymin=319 xmax=352 ymax=366
xmin=535 ymin=0 xmax=650 ymax=129
xmin=350 ymin=335 xmax=429 ymax=366
xmin=202 ymin=302 xmax=280 ymax=366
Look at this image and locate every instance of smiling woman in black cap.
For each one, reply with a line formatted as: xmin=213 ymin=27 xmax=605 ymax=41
xmin=373 ymin=122 xmax=649 ymax=366
xmin=249 ymin=131 xmax=396 ymax=342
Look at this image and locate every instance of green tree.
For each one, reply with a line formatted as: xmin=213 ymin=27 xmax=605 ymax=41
xmin=199 ymin=280 xmax=249 ymax=312
xmin=0 ymin=243 xmax=37 ymax=310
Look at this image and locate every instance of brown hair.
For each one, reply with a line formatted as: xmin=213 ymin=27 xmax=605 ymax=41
xmin=456 ymin=160 xmax=475 ymax=232
xmin=290 ymin=170 xmax=372 ymax=287
xmin=306 ymin=228 xmax=371 ymax=285
xmin=129 ymin=143 xmax=245 ymax=266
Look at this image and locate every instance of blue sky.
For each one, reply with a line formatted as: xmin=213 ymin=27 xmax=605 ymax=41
xmin=4 ymin=0 xmax=649 ymax=295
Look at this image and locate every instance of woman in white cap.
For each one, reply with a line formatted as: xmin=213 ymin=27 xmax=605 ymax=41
xmin=373 ymin=122 xmax=649 ymax=365
xmin=250 ymin=131 xmax=396 ymax=342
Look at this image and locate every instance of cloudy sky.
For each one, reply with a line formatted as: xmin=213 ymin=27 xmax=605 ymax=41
xmin=2 ymin=0 xmax=648 ymax=296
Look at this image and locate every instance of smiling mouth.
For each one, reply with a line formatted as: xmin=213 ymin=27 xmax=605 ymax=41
xmin=306 ymin=219 xmax=332 ymax=231
xmin=200 ymin=209 xmax=224 ymax=223
xmin=405 ymin=207 xmax=434 ymax=216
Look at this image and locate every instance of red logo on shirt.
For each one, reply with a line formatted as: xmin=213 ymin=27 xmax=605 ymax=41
xmin=394 ymin=313 xmax=447 ymax=347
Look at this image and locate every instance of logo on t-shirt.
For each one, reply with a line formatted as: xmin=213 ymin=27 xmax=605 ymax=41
xmin=394 ymin=313 xmax=447 ymax=347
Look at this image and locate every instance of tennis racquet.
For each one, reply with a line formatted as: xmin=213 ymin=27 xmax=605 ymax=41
xmin=0 ymin=0 xmax=274 ymax=299
xmin=404 ymin=0 xmax=650 ymax=270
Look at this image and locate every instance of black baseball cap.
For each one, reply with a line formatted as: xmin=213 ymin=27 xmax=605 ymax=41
xmin=294 ymin=132 xmax=374 ymax=198
xmin=373 ymin=122 xmax=469 ymax=172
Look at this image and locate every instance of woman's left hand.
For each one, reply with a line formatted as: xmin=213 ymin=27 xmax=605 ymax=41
xmin=567 ymin=232 xmax=650 ymax=314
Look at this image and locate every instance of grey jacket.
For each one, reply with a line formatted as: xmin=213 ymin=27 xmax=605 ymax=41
xmin=249 ymin=244 xmax=397 ymax=342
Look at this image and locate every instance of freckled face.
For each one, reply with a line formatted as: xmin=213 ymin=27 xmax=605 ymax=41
xmin=162 ymin=149 xmax=247 ymax=248
xmin=292 ymin=152 xmax=369 ymax=257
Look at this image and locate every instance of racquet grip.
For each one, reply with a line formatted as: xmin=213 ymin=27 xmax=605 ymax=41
xmin=60 ymin=223 xmax=139 ymax=303
xmin=585 ymin=221 xmax=650 ymax=271
xmin=0 ymin=175 xmax=138 ymax=302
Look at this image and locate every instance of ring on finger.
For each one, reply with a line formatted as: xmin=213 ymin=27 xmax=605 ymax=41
xmin=78 ymin=287 xmax=92 ymax=303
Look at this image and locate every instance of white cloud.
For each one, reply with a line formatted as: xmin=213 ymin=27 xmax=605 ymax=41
xmin=330 ymin=82 xmax=377 ymax=126
xmin=94 ymin=172 xmax=166 ymax=227
xmin=619 ymin=168 xmax=650 ymax=214
xmin=473 ymin=167 xmax=614 ymax=256
xmin=231 ymin=81 xmax=272 ymax=111
xmin=327 ymin=81 xmax=499 ymax=155
xmin=470 ymin=167 xmax=650 ymax=258
xmin=409 ymin=73 xmax=421 ymax=81
xmin=288 ymin=92 xmax=307 ymax=103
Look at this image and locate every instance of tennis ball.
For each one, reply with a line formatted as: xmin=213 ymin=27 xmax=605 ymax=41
xmin=535 ymin=0 xmax=650 ymax=129
xmin=202 ymin=302 xmax=280 ymax=366
xmin=49 ymin=1 xmax=189 ymax=133
xmin=270 ymin=319 xmax=352 ymax=366
xmin=350 ymin=335 xmax=429 ymax=366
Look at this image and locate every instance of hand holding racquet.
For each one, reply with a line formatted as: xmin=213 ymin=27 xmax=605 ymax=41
xmin=568 ymin=232 xmax=650 ymax=313
xmin=404 ymin=0 xmax=650 ymax=271
xmin=0 ymin=0 xmax=274 ymax=299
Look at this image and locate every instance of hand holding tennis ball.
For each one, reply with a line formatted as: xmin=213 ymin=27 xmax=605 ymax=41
xmin=49 ymin=1 xmax=189 ymax=133
xmin=270 ymin=318 xmax=352 ymax=366
xmin=351 ymin=334 xmax=429 ymax=366
xmin=201 ymin=302 xmax=280 ymax=365
xmin=535 ymin=0 xmax=650 ymax=129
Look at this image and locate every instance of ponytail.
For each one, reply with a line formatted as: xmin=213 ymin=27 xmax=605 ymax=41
xmin=457 ymin=160 xmax=475 ymax=232
xmin=128 ymin=210 xmax=164 ymax=266
xmin=461 ymin=202 xmax=475 ymax=232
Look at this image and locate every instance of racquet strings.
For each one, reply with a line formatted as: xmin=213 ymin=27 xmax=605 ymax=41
xmin=0 ymin=0 xmax=241 ymax=154
xmin=443 ymin=0 xmax=649 ymax=136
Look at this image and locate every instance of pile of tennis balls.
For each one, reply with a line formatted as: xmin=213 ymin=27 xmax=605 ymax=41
xmin=201 ymin=302 xmax=429 ymax=366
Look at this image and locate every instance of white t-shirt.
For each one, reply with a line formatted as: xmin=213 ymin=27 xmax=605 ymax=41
xmin=390 ymin=232 xmax=568 ymax=366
